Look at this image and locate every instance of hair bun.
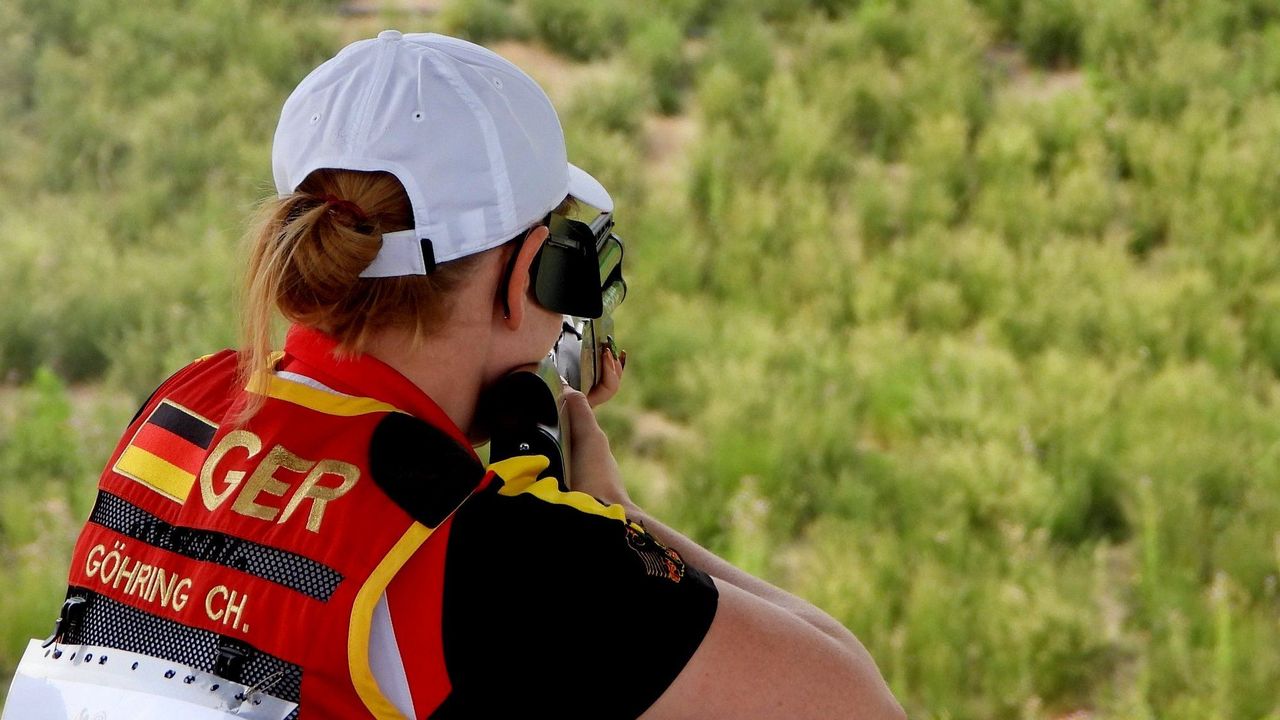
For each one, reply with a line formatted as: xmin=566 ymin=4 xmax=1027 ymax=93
xmin=321 ymin=194 xmax=370 ymax=226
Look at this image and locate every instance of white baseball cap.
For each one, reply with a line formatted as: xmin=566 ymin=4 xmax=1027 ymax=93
xmin=272 ymin=30 xmax=613 ymax=277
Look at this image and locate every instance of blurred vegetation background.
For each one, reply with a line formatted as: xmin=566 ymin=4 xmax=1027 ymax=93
xmin=3 ymin=0 xmax=1280 ymax=716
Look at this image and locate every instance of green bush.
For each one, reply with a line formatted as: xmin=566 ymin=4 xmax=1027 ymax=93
xmin=1018 ymin=0 xmax=1084 ymax=68
xmin=1244 ymin=284 xmax=1280 ymax=377
xmin=1081 ymin=0 xmax=1154 ymax=74
xmin=627 ymin=13 xmax=688 ymax=114
xmin=703 ymin=13 xmax=774 ymax=91
xmin=0 ymin=369 xmax=84 ymax=484
xmin=970 ymin=0 xmax=1021 ymax=41
xmin=565 ymin=72 xmax=652 ymax=137
xmin=440 ymin=0 xmax=526 ymax=43
xmin=526 ymin=0 xmax=627 ymax=61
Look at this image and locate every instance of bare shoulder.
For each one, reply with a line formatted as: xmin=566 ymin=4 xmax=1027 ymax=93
xmin=641 ymin=579 xmax=907 ymax=720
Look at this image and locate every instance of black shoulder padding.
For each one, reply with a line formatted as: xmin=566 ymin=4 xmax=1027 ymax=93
xmin=368 ymin=413 xmax=485 ymax=528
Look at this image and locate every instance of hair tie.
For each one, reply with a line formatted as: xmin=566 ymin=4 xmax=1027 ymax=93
xmin=321 ymin=194 xmax=369 ymax=224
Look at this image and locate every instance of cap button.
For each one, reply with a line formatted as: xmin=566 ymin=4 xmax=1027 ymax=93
xmin=378 ymin=29 xmax=402 ymax=41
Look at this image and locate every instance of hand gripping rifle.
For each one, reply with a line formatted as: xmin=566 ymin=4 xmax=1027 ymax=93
xmin=479 ymin=211 xmax=626 ymax=490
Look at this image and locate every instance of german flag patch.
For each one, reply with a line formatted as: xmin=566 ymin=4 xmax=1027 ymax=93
xmin=113 ymin=399 xmax=218 ymax=502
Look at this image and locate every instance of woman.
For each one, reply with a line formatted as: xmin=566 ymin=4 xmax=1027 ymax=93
xmin=40 ymin=31 xmax=904 ymax=719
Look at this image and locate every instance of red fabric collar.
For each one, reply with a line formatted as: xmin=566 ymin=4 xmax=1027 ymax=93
xmin=279 ymin=325 xmax=477 ymax=459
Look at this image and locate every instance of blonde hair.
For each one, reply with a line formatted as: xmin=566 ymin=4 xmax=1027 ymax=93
xmin=236 ymin=169 xmax=482 ymax=419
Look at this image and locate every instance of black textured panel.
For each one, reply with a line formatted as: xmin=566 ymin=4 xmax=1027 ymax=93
xmin=368 ymin=413 xmax=484 ymax=528
xmin=90 ymin=491 xmax=343 ymax=601
xmin=63 ymin=588 xmax=303 ymax=705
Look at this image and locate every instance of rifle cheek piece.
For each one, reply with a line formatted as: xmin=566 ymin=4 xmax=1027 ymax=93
xmin=478 ymin=369 xmax=567 ymax=487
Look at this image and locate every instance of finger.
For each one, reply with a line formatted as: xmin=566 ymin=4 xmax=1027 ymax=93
xmin=600 ymin=349 xmax=622 ymax=386
xmin=587 ymin=350 xmax=622 ymax=407
xmin=586 ymin=350 xmax=616 ymax=396
xmin=587 ymin=377 xmax=618 ymax=406
xmin=611 ymin=348 xmax=625 ymax=379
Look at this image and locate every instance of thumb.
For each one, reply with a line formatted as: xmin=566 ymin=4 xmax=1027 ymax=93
xmin=562 ymin=385 xmax=606 ymax=448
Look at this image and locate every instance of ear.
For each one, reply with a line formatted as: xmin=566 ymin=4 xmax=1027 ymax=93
xmin=501 ymin=225 xmax=549 ymax=330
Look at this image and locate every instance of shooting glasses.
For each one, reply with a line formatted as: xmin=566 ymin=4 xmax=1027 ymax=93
xmin=530 ymin=212 xmax=625 ymax=320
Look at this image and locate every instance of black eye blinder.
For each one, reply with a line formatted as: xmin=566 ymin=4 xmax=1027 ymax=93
xmin=529 ymin=215 xmax=607 ymax=319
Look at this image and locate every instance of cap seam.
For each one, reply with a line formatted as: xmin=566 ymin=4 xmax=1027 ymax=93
xmin=419 ymin=48 xmax=518 ymax=232
xmin=349 ymin=36 xmax=399 ymax=153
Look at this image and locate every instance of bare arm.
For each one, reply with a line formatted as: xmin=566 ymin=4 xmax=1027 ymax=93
xmin=642 ymin=581 xmax=904 ymax=720
xmin=564 ymin=387 xmax=905 ymax=719
xmin=624 ymin=505 xmax=882 ymax=664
